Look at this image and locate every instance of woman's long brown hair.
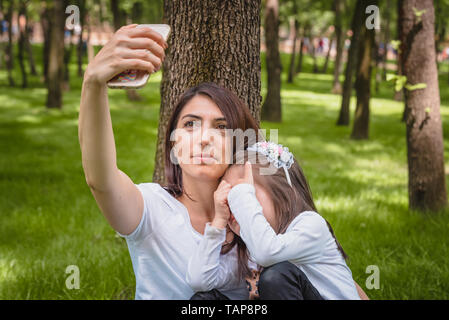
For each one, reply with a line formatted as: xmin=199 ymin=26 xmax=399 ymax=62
xmin=225 ymin=150 xmax=349 ymax=280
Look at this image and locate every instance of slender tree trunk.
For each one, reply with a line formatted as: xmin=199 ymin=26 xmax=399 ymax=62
xmin=395 ymin=0 xmax=404 ymax=103
xmin=332 ymin=0 xmax=344 ymax=93
xmin=311 ymin=36 xmax=318 ymax=73
xmin=337 ymin=0 xmax=365 ymax=126
xmin=287 ymin=15 xmax=299 ymax=83
xmin=25 ymin=22 xmax=37 ymax=76
xmin=153 ymin=0 xmax=262 ymax=184
xmin=351 ymin=14 xmax=375 ymax=140
xmin=400 ymin=0 xmax=447 ymax=212
xmin=322 ymin=35 xmax=333 ymax=74
xmin=382 ymin=0 xmax=391 ymax=81
xmin=295 ymin=26 xmax=307 ymax=74
xmin=261 ymin=0 xmax=282 ymax=122
xmin=63 ymin=29 xmax=74 ymax=91
xmin=18 ymin=1 xmax=27 ymax=88
xmin=77 ymin=0 xmax=86 ymax=77
xmin=46 ymin=0 xmax=65 ymax=109
xmin=5 ymin=0 xmax=15 ymax=86
xmin=41 ymin=5 xmax=51 ymax=84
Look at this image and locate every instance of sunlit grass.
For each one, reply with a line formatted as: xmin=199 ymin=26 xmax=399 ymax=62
xmin=0 ymin=48 xmax=449 ymax=299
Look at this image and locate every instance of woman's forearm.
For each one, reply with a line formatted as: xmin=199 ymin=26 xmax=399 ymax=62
xmin=78 ymin=75 xmax=119 ymax=191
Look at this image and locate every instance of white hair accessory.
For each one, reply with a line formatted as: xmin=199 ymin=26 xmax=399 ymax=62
xmin=247 ymin=141 xmax=294 ymax=186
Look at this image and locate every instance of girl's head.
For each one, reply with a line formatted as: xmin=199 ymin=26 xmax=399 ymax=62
xmin=223 ymin=143 xmax=348 ymax=278
xmin=164 ymin=82 xmax=260 ymax=197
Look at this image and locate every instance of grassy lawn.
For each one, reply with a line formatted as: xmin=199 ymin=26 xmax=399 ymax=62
xmin=1 ymin=46 xmax=449 ymax=299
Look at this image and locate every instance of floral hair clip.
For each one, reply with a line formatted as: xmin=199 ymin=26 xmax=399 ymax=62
xmin=247 ymin=141 xmax=295 ymax=186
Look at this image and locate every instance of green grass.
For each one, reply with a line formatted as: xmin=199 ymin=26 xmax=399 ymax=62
xmin=1 ymin=46 xmax=449 ymax=299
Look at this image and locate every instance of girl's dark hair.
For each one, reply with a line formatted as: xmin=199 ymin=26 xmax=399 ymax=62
xmin=226 ymin=150 xmax=349 ymax=280
xmin=163 ymin=82 xmax=260 ymax=197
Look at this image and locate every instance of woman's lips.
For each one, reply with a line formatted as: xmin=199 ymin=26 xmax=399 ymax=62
xmin=191 ymin=154 xmax=217 ymax=164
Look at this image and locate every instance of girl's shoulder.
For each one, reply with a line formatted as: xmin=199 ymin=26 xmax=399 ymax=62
xmin=286 ymin=210 xmax=328 ymax=232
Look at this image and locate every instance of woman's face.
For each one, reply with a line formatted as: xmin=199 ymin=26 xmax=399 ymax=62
xmin=172 ymin=95 xmax=231 ymax=182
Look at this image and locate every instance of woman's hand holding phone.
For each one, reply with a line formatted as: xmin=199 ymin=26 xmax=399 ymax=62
xmin=83 ymin=24 xmax=168 ymax=87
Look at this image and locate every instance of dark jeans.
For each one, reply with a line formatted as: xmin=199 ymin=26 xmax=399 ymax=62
xmin=190 ymin=261 xmax=324 ymax=300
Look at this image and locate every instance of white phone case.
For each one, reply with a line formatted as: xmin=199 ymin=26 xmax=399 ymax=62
xmin=107 ymin=24 xmax=170 ymax=89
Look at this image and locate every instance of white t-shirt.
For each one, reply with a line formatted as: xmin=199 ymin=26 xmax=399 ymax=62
xmin=117 ymin=182 xmax=249 ymax=300
xmin=187 ymin=183 xmax=361 ymax=300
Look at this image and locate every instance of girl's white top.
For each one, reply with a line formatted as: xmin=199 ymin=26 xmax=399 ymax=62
xmin=117 ymin=182 xmax=249 ymax=300
xmin=186 ymin=183 xmax=361 ymax=300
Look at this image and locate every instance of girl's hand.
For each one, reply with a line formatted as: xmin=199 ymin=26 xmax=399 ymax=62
xmin=228 ymin=213 xmax=240 ymax=236
xmin=233 ymin=161 xmax=254 ymax=186
xmin=83 ymin=24 xmax=168 ymax=86
xmin=212 ymin=180 xmax=232 ymax=229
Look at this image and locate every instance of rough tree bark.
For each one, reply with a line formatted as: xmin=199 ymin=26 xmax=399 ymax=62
xmin=261 ymin=0 xmax=282 ymax=122
xmin=400 ymin=0 xmax=447 ymax=212
xmin=46 ymin=0 xmax=65 ymax=109
xmin=351 ymin=14 xmax=375 ymax=140
xmin=152 ymin=0 xmax=262 ymax=184
xmin=337 ymin=0 xmax=365 ymax=126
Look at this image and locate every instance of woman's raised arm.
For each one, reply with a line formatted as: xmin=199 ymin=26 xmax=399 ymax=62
xmin=78 ymin=24 xmax=167 ymax=235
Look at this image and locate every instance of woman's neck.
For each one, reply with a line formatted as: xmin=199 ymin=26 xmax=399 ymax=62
xmin=178 ymin=174 xmax=219 ymax=222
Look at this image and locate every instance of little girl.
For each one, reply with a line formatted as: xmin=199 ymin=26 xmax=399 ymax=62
xmin=186 ymin=141 xmax=365 ymax=300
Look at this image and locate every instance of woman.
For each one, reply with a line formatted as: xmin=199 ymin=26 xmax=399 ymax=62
xmin=78 ymin=24 xmax=260 ymax=299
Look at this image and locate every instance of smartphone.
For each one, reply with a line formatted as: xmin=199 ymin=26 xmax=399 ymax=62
xmin=107 ymin=24 xmax=171 ymax=89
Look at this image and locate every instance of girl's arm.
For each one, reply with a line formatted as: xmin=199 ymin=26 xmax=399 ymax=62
xmin=186 ymin=223 xmax=241 ymax=292
xmin=79 ymin=24 xmax=166 ymax=236
xmin=227 ymin=183 xmax=328 ymax=267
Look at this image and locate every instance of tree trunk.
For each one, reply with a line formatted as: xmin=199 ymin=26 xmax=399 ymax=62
xmin=261 ymin=0 xmax=282 ymax=122
xmin=287 ymin=15 xmax=299 ymax=83
xmin=25 ymin=20 xmax=37 ymax=76
xmin=382 ymin=0 xmax=391 ymax=81
xmin=336 ymin=0 xmax=365 ymax=126
xmin=18 ymin=1 xmax=27 ymax=88
xmin=41 ymin=5 xmax=51 ymax=84
xmin=5 ymin=0 xmax=15 ymax=87
xmin=351 ymin=14 xmax=375 ymax=140
xmin=153 ymin=0 xmax=262 ymax=184
xmin=332 ymin=0 xmax=344 ymax=93
xmin=295 ymin=26 xmax=307 ymax=74
xmin=46 ymin=0 xmax=65 ymax=109
xmin=400 ymin=0 xmax=447 ymax=212
xmin=322 ymin=35 xmax=333 ymax=74
xmin=63 ymin=29 xmax=74 ymax=91
xmin=395 ymin=0 xmax=404 ymax=103
xmin=77 ymin=0 xmax=86 ymax=77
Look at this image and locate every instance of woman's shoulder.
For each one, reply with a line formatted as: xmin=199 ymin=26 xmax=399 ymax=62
xmin=135 ymin=182 xmax=181 ymax=209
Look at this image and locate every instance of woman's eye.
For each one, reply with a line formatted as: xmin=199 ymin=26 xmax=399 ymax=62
xmin=184 ymin=120 xmax=201 ymax=128
xmin=217 ymin=124 xmax=227 ymax=130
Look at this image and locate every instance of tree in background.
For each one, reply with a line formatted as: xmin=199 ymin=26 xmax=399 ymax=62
xmin=152 ymin=0 xmax=262 ymax=184
xmin=5 ymin=0 xmax=15 ymax=86
xmin=350 ymin=1 xmax=376 ymax=140
xmin=336 ymin=0 xmax=365 ymax=126
xmin=331 ymin=0 xmax=345 ymax=93
xmin=46 ymin=0 xmax=65 ymax=108
xmin=262 ymin=0 xmax=282 ymax=122
xmin=399 ymin=0 xmax=447 ymax=212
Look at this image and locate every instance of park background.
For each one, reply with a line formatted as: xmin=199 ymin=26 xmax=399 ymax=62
xmin=1 ymin=0 xmax=449 ymax=299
